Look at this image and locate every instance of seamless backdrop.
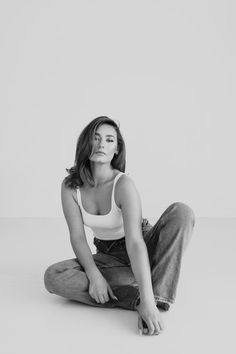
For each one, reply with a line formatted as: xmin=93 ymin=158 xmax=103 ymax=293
xmin=1 ymin=0 xmax=235 ymax=218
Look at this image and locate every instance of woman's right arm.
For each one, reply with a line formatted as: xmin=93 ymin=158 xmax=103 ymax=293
xmin=61 ymin=180 xmax=99 ymax=280
xmin=61 ymin=180 xmax=119 ymax=304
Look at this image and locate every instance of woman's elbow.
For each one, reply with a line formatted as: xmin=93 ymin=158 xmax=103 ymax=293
xmin=126 ymin=237 xmax=146 ymax=254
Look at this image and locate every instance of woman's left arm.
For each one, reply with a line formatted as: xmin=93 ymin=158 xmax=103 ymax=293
xmin=118 ymin=176 xmax=164 ymax=335
xmin=118 ymin=175 xmax=155 ymax=305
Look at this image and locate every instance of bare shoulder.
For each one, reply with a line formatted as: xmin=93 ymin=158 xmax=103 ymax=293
xmin=116 ymin=174 xmax=143 ymax=239
xmin=61 ymin=179 xmax=78 ymax=204
xmin=116 ymin=173 xmax=135 ymax=189
xmin=61 ymin=180 xmax=87 ymax=241
xmin=116 ymin=174 xmax=140 ymax=206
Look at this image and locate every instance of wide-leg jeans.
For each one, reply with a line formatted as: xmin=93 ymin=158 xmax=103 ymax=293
xmin=44 ymin=202 xmax=195 ymax=311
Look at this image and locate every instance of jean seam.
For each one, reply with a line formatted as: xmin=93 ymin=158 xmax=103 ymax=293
xmin=106 ymin=241 xmax=117 ymax=253
xmin=94 ymin=237 xmax=126 ymax=254
xmin=98 ymin=264 xmax=129 ymax=269
xmin=132 ymin=295 xmax=173 ymax=312
xmin=154 ymin=295 xmax=174 ymax=305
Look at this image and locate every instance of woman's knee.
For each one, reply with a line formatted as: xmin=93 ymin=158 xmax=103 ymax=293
xmin=44 ymin=262 xmax=90 ymax=295
xmin=44 ymin=263 xmax=59 ymax=294
xmin=169 ymin=202 xmax=195 ymax=227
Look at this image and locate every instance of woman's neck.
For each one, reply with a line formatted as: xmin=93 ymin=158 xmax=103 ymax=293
xmin=90 ymin=164 xmax=116 ymax=188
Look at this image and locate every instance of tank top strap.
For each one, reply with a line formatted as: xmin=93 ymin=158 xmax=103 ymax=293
xmin=77 ymin=171 xmax=129 ymax=211
xmin=76 ymin=187 xmax=83 ymax=209
xmin=111 ymin=172 xmax=127 ymax=207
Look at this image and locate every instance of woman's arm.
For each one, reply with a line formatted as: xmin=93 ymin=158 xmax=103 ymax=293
xmin=61 ymin=181 xmax=99 ymax=280
xmin=117 ymin=176 xmax=155 ymax=304
xmin=61 ymin=180 xmax=119 ymax=304
xmin=118 ymin=176 xmax=164 ymax=335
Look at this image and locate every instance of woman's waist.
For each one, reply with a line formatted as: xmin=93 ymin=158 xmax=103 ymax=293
xmin=93 ymin=235 xmax=125 ymax=244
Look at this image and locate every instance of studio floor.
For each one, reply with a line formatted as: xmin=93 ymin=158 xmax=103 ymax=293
xmin=0 ymin=217 xmax=235 ymax=354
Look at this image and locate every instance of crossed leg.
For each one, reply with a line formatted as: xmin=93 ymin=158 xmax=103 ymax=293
xmin=44 ymin=252 xmax=139 ymax=310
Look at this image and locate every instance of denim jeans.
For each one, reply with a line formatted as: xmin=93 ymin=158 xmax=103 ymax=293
xmin=44 ymin=202 xmax=195 ymax=311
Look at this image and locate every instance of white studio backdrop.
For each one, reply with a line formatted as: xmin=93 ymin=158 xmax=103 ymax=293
xmin=1 ymin=0 xmax=235 ymax=218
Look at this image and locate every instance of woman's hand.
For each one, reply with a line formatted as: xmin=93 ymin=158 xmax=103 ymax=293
xmin=136 ymin=300 xmax=165 ymax=336
xmin=88 ymin=270 xmax=118 ymax=304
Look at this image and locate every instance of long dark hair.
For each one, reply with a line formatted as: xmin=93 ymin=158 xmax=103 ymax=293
xmin=64 ymin=116 xmax=126 ymax=189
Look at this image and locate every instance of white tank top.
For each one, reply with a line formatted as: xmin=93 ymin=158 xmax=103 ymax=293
xmin=76 ymin=172 xmax=127 ymax=240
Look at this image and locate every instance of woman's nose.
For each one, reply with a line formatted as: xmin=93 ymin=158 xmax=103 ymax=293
xmin=98 ymin=140 xmax=104 ymax=148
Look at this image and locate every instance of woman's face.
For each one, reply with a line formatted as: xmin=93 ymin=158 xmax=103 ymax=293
xmin=89 ymin=124 xmax=118 ymax=164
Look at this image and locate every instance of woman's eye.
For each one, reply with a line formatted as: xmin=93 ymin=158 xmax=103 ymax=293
xmin=94 ymin=137 xmax=114 ymax=143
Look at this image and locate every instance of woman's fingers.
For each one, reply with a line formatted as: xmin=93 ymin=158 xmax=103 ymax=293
xmin=158 ymin=318 xmax=164 ymax=331
xmin=146 ymin=319 xmax=155 ymax=335
xmin=103 ymin=293 xmax=110 ymax=302
xmin=93 ymin=284 xmax=118 ymax=304
xmin=136 ymin=304 xmax=164 ymax=336
xmin=154 ymin=318 xmax=164 ymax=335
xmin=94 ymin=295 xmax=100 ymax=303
xmin=99 ymin=294 xmax=109 ymax=304
xmin=154 ymin=321 xmax=161 ymax=335
xmin=138 ymin=316 xmax=144 ymax=335
xmin=142 ymin=319 xmax=149 ymax=335
xmin=107 ymin=285 xmax=118 ymax=301
xmin=138 ymin=316 xmax=156 ymax=336
xmin=138 ymin=315 xmax=164 ymax=336
xmin=139 ymin=317 xmax=162 ymax=336
xmin=95 ymin=291 xmax=110 ymax=304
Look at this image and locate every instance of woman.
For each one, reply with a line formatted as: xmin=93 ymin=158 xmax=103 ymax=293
xmin=44 ymin=116 xmax=195 ymax=336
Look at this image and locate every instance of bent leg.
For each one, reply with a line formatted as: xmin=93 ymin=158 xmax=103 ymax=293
xmin=141 ymin=202 xmax=195 ymax=310
xmin=44 ymin=257 xmax=90 ymax=298
xmin=44 ymin=253 xmax=139 ymax=311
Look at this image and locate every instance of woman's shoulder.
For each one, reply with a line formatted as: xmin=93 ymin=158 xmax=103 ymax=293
xmin=115 ymin=172 xmax=140 ymax=209
xmin=61 ymin=178 xmax=78 ymax=203
xmin=116 ymin=171 xmax=136 ymax=190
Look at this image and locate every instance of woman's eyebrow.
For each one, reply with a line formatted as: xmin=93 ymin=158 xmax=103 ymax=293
xmin=95 ymin=133 xmax=115 ymax=138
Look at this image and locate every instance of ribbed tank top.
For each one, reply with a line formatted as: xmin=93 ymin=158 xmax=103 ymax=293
xmin=76 ymin=172 xmax=127 ymax=240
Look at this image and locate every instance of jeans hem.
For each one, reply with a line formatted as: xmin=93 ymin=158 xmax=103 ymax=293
xmin=154 ymin=295 xmax=174 ymax=311
xmin=131 ymin=291 xmax=141 ymax=311
xmin=132 ymin=293 xmax=173 ymax=312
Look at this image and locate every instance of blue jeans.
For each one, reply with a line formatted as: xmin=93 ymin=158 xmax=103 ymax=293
xmin=44 ymin=202 xmax=195 ymax=311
